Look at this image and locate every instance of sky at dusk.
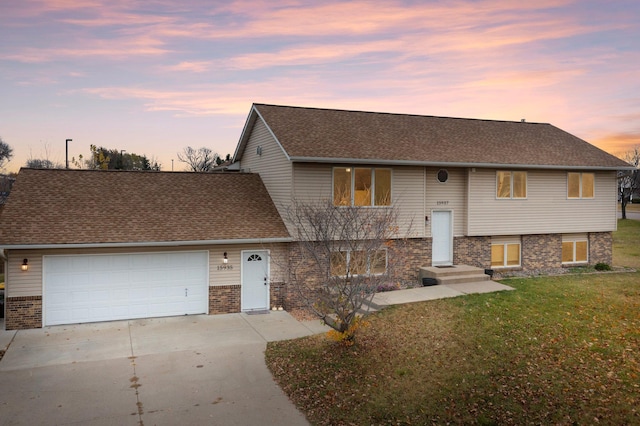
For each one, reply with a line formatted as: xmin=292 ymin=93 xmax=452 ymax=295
xmin=1 ymin=0 xmax=639 ymax=172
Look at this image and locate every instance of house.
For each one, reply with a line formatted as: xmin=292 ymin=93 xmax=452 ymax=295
xmin=233 ymin=103 xmax=631 ymax=276
xmin=0 ymin=103 xmax=632 ymax=330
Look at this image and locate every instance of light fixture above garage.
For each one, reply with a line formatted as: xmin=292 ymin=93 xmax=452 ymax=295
xmin=21 ymin=258 xmax=29 ymax=271
xmin=223 ymin=252 xmax=228 ymax=264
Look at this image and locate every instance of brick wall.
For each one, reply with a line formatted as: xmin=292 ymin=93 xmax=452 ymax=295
xmin=454 ymin=236 xmax=491 ymax=268
xmin=270 ymin=281 xmax=286 ymax=309
xmin=5 ymin=296 xmax=42 ymax=330
xmin=589 ymin=232 xmax=613 ymax=265
xmin=208 ymin=285 xmax=241 ymax=314
xmin=522 ymin=234 xmax=562 ymax=270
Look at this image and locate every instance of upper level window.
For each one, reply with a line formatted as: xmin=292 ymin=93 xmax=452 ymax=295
xmin=567 ymin=172 xmax=594 ymax=199
xmin=497 ymin=171 xmax=527 ymax=199
xmin=333 ymin=167 xmax=391 ymax=207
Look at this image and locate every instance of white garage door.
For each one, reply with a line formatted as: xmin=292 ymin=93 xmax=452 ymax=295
xmin=44 ymin=251 xmax=209 ymax=326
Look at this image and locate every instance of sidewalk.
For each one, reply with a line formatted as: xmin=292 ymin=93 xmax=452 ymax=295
xmin=371 ymin=280 xmax=514 ymax=309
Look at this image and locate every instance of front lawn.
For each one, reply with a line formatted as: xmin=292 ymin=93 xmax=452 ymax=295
xmin=266 ymin=222 xmax=640 ymax=425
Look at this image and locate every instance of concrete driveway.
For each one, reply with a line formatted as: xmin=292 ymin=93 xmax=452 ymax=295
xmin=0 ymin=312 xmax=328 ymax=426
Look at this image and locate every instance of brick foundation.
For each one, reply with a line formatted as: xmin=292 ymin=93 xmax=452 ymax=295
xmin=454 ymin=236 xmax=491 ymax=268
xmin=589 ymin=232 xmax=613 ymax=266
xmin=6 ymin=296 xmax=42 ymax=330
xmin=522 ymin=234 xmax=562 ymax=270
xmin=209 ymin=285 xmax=241 ymax=314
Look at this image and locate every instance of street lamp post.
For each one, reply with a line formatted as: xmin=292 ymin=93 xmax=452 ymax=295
xmin=65 ymin=139 xmax=72 ymax=169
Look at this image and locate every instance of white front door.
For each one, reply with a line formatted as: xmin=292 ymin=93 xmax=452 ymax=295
xmin=432 ymin=210 xmax=453 ymax=266
xmin=241 ymin=250 xmax=269 ymax=311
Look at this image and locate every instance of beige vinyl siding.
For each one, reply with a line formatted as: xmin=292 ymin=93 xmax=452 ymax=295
xmin=393 ymin=166 xmax=425 ymax=238
xmin=239 ymin=118 xmax=293 ymax=222
xmin=209 ymin=243 xmax=289 ymax=286
xmin=425 ymin=168 xmax=467 ymax=237
xmin=7 ymin=250 xmax=43 ymax=297
xmin=292 ymin=164 xmax=424 ymax=238
xmin=468 ymin=169 xmax=617 ymax=235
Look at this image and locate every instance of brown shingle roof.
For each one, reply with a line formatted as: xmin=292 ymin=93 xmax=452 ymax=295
xmin=249 ymin=104 xmax=629 ymax=169
xmin=0 ymin=169 xmax=290 ymax=246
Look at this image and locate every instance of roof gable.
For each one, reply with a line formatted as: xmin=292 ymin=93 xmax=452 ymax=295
xmin=246 ymin=104 xmax=630 ymax=170
xmin=0 ymin=169 xmax=290 ymax=246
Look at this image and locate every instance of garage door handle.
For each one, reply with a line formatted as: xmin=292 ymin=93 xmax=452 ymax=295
xmin=185 ymin=288 xmax=188 ymax=297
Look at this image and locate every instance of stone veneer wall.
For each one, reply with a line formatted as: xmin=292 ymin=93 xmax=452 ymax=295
xmin=6 ymin=296 xmax=42 ymax=330
xmin=209 ymin=285 xmax=241 ymax=315
xmin=454 ymin=236 xmax=491 ymax=269
xmin=589 ymin=232 xmax=613 ymax=266
xmin=522 ymin=234 xmax=562 ymax=270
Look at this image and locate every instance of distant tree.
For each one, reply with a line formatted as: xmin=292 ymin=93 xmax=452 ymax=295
xmin=619 ymin=145 xmax=640 ymax=219
xmin=177 ymin=146 xmax=219 ymax=172
xmin=25 ymin=142 xmax=63 ymax=169
xmin=26 ymin=158 xmax=62 ymax=169
xmin=0 ymin=137 xmax=13 ymax=169
xmin=79 ymin=146 xmax=154 ymax=171
xmin=215 ymin=153 xmax=232 ymax=166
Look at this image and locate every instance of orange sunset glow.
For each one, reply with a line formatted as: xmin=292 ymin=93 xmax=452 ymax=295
xmin=1 ymin=0 xmax=639 ymax=171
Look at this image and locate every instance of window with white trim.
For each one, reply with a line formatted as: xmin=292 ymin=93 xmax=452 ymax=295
xmin=496 ymin=171 xmax=527 ymax=199
xmin=330 ymin=249 xmax=387 ymax=276
xmin=333 ymin=167 xmax=391 ymax=206
xmin=567 ymin=172 xmax=594 ymax=199
xmin=491 ymin=241 xmax=521 ymax=268
xmin=562 ymin=237 xmax=588 ymax=264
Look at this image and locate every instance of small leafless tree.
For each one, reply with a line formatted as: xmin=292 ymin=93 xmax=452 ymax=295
xmin=619 ymin=145 xmax=640 ymax=219
xmin=284 ymin=198 xmax=406 ymax=335
xmin=177 ymin=146 xmax=220 ymax=172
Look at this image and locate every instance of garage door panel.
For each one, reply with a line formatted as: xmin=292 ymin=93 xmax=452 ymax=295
xmin=44 ymin=252 xmax=209 ymax=326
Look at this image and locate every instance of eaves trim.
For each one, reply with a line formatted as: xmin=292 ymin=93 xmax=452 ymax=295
xmin=288 ymin=156 xmax=634 ymax=171
xmin=1 ymin=237 xmax=293 ymax=251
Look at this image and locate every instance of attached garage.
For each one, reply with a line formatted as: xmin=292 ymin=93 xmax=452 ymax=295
xmin=43 ymin=251 xmax=209 ymax=326
xmin=1 ymin=169 xmax=291 ymax=330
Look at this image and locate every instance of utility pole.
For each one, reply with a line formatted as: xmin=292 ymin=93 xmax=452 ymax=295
xmin=65 ymin=139 xmax=72 ymax=169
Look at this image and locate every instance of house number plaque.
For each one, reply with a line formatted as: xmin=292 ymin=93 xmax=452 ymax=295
xmin=436 ymin=201 xmax=449 ymax=205
xmin=217 ymin=264 xmax=234 ymax=270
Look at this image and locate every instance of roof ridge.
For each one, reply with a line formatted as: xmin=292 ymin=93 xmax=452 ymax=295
xmin=253 ymin=103 xmax=549 ymax=125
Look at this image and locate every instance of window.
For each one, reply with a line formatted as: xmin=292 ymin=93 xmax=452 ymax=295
xmin=562 ymin=239 xmax=588 ymax=264
xmin=497 ymin=171 xmax=526 ymax=199
xmin=491 ymin=243 xmax=521 ymax=268
xmin=568 ymin=172 xmax=594 ymax=199
xmin=333 ymin=167 xmax=391 ymax=206
xmin=330 ymin=249 xmax=387 ymax=276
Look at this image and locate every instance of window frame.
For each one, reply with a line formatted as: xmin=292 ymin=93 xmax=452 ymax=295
xmin=561 ymin=239 xmax=589 ymax=264
xmin=490 ymin=242 xmax=521 ymax=268
xmin=332 ymin=167 xmax=392 ymax=207
xmin=496 ymin=171 xmax=527 ymax=199
xmin=330 ymin=248 xmax=388 ymax=277
xmin=567 ymin=172 xmax=595 ymax=199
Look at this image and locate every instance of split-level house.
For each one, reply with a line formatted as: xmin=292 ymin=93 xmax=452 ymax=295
xmin=0 ymin=103 xmax=632 ymax=330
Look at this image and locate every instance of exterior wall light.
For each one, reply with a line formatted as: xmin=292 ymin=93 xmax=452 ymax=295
xmin=223 ymin=252 xmax=228 ymax=264
xmin=21 ymin=258 xmax=29 ymax=271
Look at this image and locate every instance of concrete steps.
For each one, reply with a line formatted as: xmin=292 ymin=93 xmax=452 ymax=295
xmin=419 ymin=265 xmax=491 ymax=286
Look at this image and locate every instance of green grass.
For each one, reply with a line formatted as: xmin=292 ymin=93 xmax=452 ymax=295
xmin=614 ymin=219 xmax=640 ymax=269
xmin=266 ymin=221 xmax=640 ymax=425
